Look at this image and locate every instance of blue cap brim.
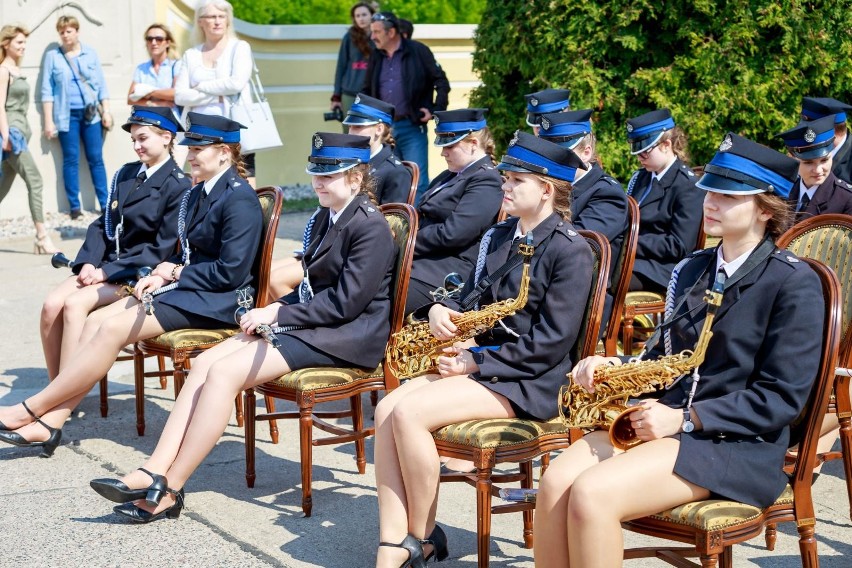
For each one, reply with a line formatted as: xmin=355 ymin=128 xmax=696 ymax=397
xmin=697 ymin=172 xmax=782 ymax=197
xmin=434 ymin=132 xmax=471 ymax=147
xmin=629 ymin=131 xmax=665 ymax=155
xmin=788 ymin=141 xmax=834 ymax=160
xmin=342 ymin=114 xmax=381 ymax=126
xmin=178 ymin=137 xmax=217 ymax=146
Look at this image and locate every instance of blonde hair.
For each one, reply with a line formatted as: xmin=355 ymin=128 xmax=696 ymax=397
xmin=754 ymin=192 xmax=794 ymax=240
xmin=55 ymin=15 xmax=79 ymax=32
xmin=533 ymin=174 xmax=573 ymax=220
xmin=146 ymin=124 xmax=176 ymax=158
xmin=469 ymin=127 xmax=496 ymax=164
xmin=0 ymin=24 xmax=28 ymax=62
xmin=659 ymin=126 xmax=690 ymax=165
xmin=191 ymin=0 xmax=237 ymax=45
xmin=573 ymin=132 xmax=600 ymax=165
xmin=346 ymin=163 xmax=378 ymax=204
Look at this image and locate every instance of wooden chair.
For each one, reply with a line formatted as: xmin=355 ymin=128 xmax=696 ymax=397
xmin=243 ymin=203 xmax=418 ymax=516
xmin=132 ymin=186 xmax=283 ymax=436
xmin=621 ymin=257 xmax=842 ymax=568
xmin=602 ymin=196 xmax=641 ymax=356
xmin=402 ymin=160 xmax=420 ymax=206
xmin=431 ymin=229 xmax=611 ymax=568
xmin=97 ymin=350 xmax=166 ymax=418
xmin=776 ymin=213 xmax=852 ymax=521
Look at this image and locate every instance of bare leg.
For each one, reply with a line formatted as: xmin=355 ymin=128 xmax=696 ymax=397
xmin=375 ymin=375 xmax=514 ymax=568
xmin=131 ymin=336 xmax=290 ymax=514
xmin=0 ymin=298 xmax=164 ymax=436
xmin=40 ymin=276 xmax=85 ymax=380
xmin=267 ymin=257 xmax=302 ymax=303
xmin=59 ymin=283 xmax=123 ymax=369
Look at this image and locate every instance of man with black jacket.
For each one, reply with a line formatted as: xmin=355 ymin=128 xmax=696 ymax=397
xmin=365 ymin=12 xmax=450 ymax=203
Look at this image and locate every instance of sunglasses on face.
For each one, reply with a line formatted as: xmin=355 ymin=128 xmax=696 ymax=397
xmin=145 ymin=36 xmax=167 ymax=43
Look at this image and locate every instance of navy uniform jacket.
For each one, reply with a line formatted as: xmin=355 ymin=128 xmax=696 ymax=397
xmin=832 ymin=133 xmax=852 ymax=184
xmin=410 ymin=155 xmax=503 ymax=290
xmin=627 ymin=159 xmax=704 ymax=289
xmin=650 ymin=246 xmax=823 ymax=508
xmin=371 ymin=144 xmax=412 ymax=204
xmin=788 ymin=172 xmax=852 ymax=221
xmin=275 ymin=197 xmax=395 ymax=369
xmin=449 ymin=214 xmax=593 ymax=420
xmin=74 ymin=159 xmax=189 ymax=280
xmin=571 ymin=163 xmax=628 ymax=284
xmin=156 ymin=168 xmax=262 ymax=326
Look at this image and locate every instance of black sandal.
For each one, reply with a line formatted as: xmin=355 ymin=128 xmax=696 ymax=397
xmin=0 ymin=401 xmax=62 ymax=457
xmin=424 ymin=524 xmax=449 ymax=562
xmin=90 ymin=467 xmax=169 ymax=505
xmin=113 ymin=487 xmax=184 ymax=523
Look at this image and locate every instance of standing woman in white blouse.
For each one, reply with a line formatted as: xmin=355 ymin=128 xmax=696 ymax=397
xmin=174 ymin=0 xmax=256 ymax=184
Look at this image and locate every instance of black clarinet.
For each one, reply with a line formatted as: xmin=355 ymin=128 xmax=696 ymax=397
xmin=51 ymin=252 xmax=75 ymax=270
xmin=235 ymin=286 xmax=280 ymax=348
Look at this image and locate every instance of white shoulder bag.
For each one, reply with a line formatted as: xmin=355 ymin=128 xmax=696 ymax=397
xmin=229 ymin=44 xmax=283 ymax=153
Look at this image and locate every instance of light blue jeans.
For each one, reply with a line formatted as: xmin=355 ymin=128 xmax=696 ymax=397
xmin=392 ymin=119 xmax=429 ymax=204
xmin=58 ymin=108 xmax=108 ymax=211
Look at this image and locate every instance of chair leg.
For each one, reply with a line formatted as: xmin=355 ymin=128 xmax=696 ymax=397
xmin=765 ymin=523 xmax=778 ymax=551
xmin=264 ymin=395 xmax=279 ymax=444
xmin=99 ymin=376 xmax=109 ymax=417
xmin=244 ymin=388 xmax=257 ymax=488
xmin=157 ymin=355 xmax=167 ymax=389
xmin=834 ymin=377 xmax=852 ymax=521
xmin=352 ymin=393 xmax=367 ymax=474
xmin=234 ymin=393 xmax=244 ymax=428
xmin=622 ymin=306 xmax=636 ymax=357
xmin=796 ymin=520 xmax=819 ymax=568
xmin=520 ymin=460 xmax=534 ymax=549
xmin=172 ymin=352 xmax=188 ymax=396
xmin=370 ymin=390 xmax=379 ymax=407
xmin=134 ymin=347 xmax=146 ymax=436
xmin=299 ymin=394 xmax=316 ymax=517
xmin=476 ymin=466 xmax=494 ymax=568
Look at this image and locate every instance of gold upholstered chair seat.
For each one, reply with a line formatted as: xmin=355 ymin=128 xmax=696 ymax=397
xmin=644 ymin=485 xmax=793 ymax=532
xmin=624 ymin=290 xmax=665 ymax=306
xmin=144 ymin=327 xmax=240 ymax=350
xmin=432 ymin=417 xmax=568 ymax=449
xmin=268 ymin=364 xmax=384 ymax=391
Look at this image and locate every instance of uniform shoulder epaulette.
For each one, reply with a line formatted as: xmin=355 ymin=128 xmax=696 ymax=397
xmin=392 ymin=157 xmax=402 ymax=166
xmin=834 ymin=178 xmax=852 ymax=192
xmin=359 ymin=198 xmax=379 ymax=215
xmin=554 ymin=219 xmax=578 ymax=239
xmin=772 ymin=249 xmax=802 ymax=266
xmin=679 ymin=163 xmax=696 ymax=177
xmin=601 ymin=175 xmax=620 ymax=187
xmin=687 ymin=248 xmax=713 ymax=260
xmin=170 ymin=166 xmax=186 ymax=180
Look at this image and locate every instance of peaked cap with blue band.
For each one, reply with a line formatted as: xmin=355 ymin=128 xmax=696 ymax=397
xmin=178 ymin=112 xmax=244 ymax=146
xmin=343 ymin=93 xmax=395 ymax=126
xmin=626 ymin=108 xmax=675 ymax=154
xmin=697 ymin=133 xmax=799 ymax=199
xmin=498 ymin=130 xmax=587 ymax=183
xmin=524 ymin=88 xmax=570 ymax=126
xmin=801 ymin=96 xmax=852 ymax=125
xmin=306 ymin=132 xmax=371 ymax=175
xmin=777 ymin=115 xmax=836 ymax=160
xmin=538 ymin=109 xmax=593 ymax=149
xmin=433 ymin=108 xmax=488 ymax=147
xmin=123 ymin=105 xmax=183 ymax=134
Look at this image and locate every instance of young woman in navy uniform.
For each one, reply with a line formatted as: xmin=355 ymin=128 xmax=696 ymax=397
xmin=800 ymin=96 xmax=852 ymax=184
xmin=88 ymin=133 xmax=396 ymax=523
xmin=0 ymin=112 xmax=262 ymax=457
xmin=534 ymin=134 xmax=825 ymax=568
xmin=38 ymin=106 xmax=189 ymax=382
xmin=404 ymin=108 xmax=503 ymax=314
xmin=778 ymin=114 xmax=852 ymax=220
xmin=375 ymin=132 xmax=593 ymax=567
xmin=266 ymin=93 xmax=411 ymax=302
xmin=538 ymin=108 xmax=628 ymax=325
xmin=625 ymin=108 xmax=704 ymax=294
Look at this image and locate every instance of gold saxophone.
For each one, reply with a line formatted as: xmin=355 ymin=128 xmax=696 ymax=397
xmin=386 ymin=238 xmax=535 ymax=381
xmin=559 ymin=275 xmax=725 ymax=450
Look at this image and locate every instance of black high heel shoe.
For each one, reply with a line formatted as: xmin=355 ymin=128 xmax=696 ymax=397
xmin=379 ymin=534 xmax=427 ymax=568
xmin=424 ymin=524 xmax=449 ymax=562
xmin=0 ymin=401 xmax=62 ymax=457
xmin=90 ymin=467 xmax=169 ymax=505
xmin=113 ymin=487 xmax=184 ymax=523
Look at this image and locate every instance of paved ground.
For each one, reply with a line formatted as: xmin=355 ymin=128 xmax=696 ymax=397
xmin=0 ymin=212 xmax=850 ymax=567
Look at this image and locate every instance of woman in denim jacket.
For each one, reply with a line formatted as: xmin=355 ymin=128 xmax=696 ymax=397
xmin=40 ymin=15 xmax=111 ymax=218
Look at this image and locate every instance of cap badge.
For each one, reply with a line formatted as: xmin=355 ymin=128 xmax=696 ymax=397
xmin=626 ymin=122 xmax=634 ymax=133
xmin=530 ymin=97 xmax=539 ymax=107
xmin=804 ymin=128 xmax=816 ymax=143
xmin=185 ymin=115 xmax=192 ymax=130
xmin=540 ymin=117 xmax=551 ymax=130
xmin=719 ymin=134 xmax=733 ymax=152
xmin=313 ymin=134 xmax=323 ymax=149
xmin=434 ymin=115 xmax=440 ymax=126
xmin=509 ymin=131 xmax=520 ymax=147
xmin=354 ymin=95 xmax=361 ymax=105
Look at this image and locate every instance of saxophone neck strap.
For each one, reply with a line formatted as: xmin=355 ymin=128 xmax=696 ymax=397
xmin=643 ymin=235 xmax=776 ymax=356
xmin=459 ymin=231 xmax=550 ymax=312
